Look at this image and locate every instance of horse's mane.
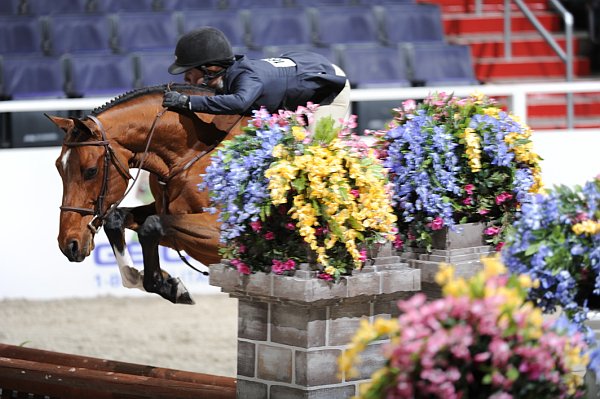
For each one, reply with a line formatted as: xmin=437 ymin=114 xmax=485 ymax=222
xmin=91 ymin=84 xmax=215 ymax=116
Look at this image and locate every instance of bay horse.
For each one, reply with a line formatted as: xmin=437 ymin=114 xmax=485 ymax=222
xmin=47 ymin=84 xmax=249 ymax=304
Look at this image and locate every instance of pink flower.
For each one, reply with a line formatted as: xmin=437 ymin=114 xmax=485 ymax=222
xmin=231 ymin=259 xmax=251 ymax=275
xmin=464 ymin=184 xmax=475 ymax=195
xmin=495 ymin=192 xmax=513 ymax=205
xmin=315 ymin=227 xmax=328 ymax=236
xmin=462 ymin=197 xmax=473 ymax=206
xmin=393 ymin=236 xmax=404 ymax=250
xmin=430 ymin=217 xmax=444 ymax=231
xmin=264 ymin=231 xmax=275 ymax=240
xmin=575 ymin=212 xmax=589 ymax=222
xmin=402 ymin=99 xmax=417 ymax=112
xmin=350 ymin=189 xmax=360 ymax=198
xmin=250 ymin=220 xmax=262 ymax=232
xmin=318 ymin=272 xmax=333 ymax=281
xmin=285 ymin=222 xmax=296 ymax=230
xmin=478 ymin=208 xmax=490 ymax=215
xmin=484 ymin=226 xmax=501 ymax=236
xmin=358 ymin=250 xmax=368 ymax=262
xmin=495 ymin=242 xmax=505 ymax=251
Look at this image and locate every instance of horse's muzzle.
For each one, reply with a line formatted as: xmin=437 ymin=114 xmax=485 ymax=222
xmin=60 ymin=238 xmax=91 ymax=262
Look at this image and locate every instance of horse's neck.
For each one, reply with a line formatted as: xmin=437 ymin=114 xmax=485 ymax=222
xmin=107 ymin=109 xmax=246 ymax=178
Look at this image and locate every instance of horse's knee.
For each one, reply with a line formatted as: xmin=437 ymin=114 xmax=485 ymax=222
xmin=104 ymin=208 xmax=127 ymax=231
xmin=138 ymin=215 xmax=165 ymax=241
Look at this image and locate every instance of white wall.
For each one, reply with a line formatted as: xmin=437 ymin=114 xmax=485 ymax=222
xmin=0 ymin=128 xmax=599 ymax=300
xmin=0 ymin=147 xmax=218 ymax=300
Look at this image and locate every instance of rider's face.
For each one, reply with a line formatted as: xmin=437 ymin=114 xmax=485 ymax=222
xmin=184 ymin=68 xmax=205 ymax=85
xmin=184 ymin=66 xmax=224 ymax=88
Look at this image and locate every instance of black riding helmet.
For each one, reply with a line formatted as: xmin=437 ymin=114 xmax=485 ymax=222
xmin=168 ymin=27 xmax=234 ymax=75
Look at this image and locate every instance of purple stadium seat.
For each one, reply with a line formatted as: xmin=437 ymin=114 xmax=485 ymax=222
xmin=134 ymin=51 xmax=183 ymax=88
xmin=181 ymin=9 xmax=248 ymax=47
xmin=113 ymin=11 xmax=181 ymax=53
xmin=378 ymin=3 xmax=444 ymax=44
xmin=0 ymin=16 xmax=46 ymax=54
xmin=245 ymin=7 xmax=312 ymax=48
xmin=90 ymin=0 xmax=158 ymax=13
xmin=309 ymin=6 xmax=384 ymax=47
xmin=64 ymin=53 xmax=136 ymax=97
xmin=335 ymin=43 xmax=410 ymax=88
xmin=46 ymin=14 xmax=115 ymax=55
xmin=0 ymin=55 xmax=66 ymax=99
xmin=21 ymin=0 xmax=90 ymax=15
xmin=405 ymin=42 xmax=479 ymax=86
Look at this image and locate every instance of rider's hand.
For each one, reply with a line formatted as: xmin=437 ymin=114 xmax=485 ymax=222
xmin=163 ymin=91 xmax=190 ymax=109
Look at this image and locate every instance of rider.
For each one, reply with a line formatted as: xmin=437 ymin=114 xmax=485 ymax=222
xmin=162 ymin=27 xmax=351 ymax=130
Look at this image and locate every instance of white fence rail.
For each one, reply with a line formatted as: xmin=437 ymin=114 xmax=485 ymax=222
xmin=1 ymin=81 xmax=600 ymax=128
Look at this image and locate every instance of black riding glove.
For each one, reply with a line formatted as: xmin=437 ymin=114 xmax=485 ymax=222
xmin=163 ymin=91 xmax=190 ymax=109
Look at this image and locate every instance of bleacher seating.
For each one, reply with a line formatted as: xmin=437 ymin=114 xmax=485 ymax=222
xmin=89 ymin=0 xmax=159 ymax=13
xmin=309 ymin=6 xmax=384 ymax=47
xmin=21 ymin=0 xmax=90 ymax=15
xmin=113 ymin=11 xmax=181 ymax=53
xmin=0 ymin=0 xmax=479 ymax=136
xmin=0 ymin=0 xmax=22 ymax=14
xmin=161 ymin=0 xmax=229 ymax=10
xmin=46 ymin=14 xmax=116 ymax=55
xmin=335 ymin=43 xmax=411 ymax=88
xmin=0 ymin=55 xmax=65 ymax=99
xmin=134 ymin=51 xmax=182 ymax=88
xmin=64 ymin=53 xmax=136 ymax=97
xmin=245 ymin=7 xmax=313 ymax=49
xmin=0 ymin=16 xmax=47 ymax=54
xmin=378 ymin=3 xmax=445 ymax=45
xmin=405 ymin=42 xmax=479 ymax=86
xmin=181 ymin=9 xmax=248 ymax=47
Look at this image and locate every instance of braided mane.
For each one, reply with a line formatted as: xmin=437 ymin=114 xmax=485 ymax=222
xmin=90 ymin=84 xmax=214 ymax=116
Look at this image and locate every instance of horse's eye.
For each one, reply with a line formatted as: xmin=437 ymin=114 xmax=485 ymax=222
xmin=83 ymin=167 xmax=98 ymax=180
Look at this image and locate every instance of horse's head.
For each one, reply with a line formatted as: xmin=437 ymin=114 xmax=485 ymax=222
xmin=48 ymin=114 xmax=131 ymax=262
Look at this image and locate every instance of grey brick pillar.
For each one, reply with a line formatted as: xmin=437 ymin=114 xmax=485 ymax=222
xmin=209 ymin=244 xmax=420 ymax=399
xmin=398 ymin=222 xmax=496 ymax=298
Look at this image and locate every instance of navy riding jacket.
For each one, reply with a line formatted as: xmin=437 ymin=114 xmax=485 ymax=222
xmin=188 ymin=51 xmax=348 ymax=115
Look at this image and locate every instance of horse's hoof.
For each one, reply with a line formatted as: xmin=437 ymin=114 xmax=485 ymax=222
xmin=120 ymin=266 xmax=144 ymax=289
xmin=169 ymin=277 xmax=195 ymax=305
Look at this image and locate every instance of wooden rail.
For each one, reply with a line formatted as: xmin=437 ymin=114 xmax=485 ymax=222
xmin=0 ymin=343 xmax=236 ymax=399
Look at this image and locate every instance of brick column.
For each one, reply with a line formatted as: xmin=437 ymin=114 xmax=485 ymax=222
xmin=209 ymin=244 xmax=421 ymax=399
xmin=398 ymin=222 xmax=496 ymax=298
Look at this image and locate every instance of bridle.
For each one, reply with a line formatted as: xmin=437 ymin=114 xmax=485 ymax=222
xmin=59 ymin=113 xmax=161 ymax=234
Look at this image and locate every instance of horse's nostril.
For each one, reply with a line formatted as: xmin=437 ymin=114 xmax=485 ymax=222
xmin=67 ymin=239 xmax=79 ymax=256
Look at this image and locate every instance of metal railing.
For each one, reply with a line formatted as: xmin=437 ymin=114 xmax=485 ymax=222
xmin=473 ymin=0 xmax=576 ymax=127
xmin=2 ymin=81 xmax=600 ymax=129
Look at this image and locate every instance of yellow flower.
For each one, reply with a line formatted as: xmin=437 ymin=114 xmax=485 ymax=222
xmin=572 ymin=219 xmax=600 ymax=236
xmin=435 ymin=263 xmax=455 ymax=286
xmin=292 ymin=125 xmax=307 ymax=141
xmin=481 ymin=255 xmax=506 ymax=279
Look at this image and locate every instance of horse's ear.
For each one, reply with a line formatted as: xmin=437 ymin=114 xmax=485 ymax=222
xmin=45 ymin=114 xmax=74 ymax=134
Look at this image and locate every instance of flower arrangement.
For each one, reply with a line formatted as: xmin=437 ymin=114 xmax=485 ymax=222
xmin=340 ymin=256 xmax=590 ymax=399
xmin=378 ymin=92 xmax=543 ymax=251
xmin=502 ymin=176 xmax=600 ymax=327
xmin=201 ymin=106 xmax=397 ymax=281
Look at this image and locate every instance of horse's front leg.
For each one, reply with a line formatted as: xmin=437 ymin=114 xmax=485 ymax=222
xmin=103 ymin=206 xmax=154 ymax=290
xmin=137 ymin=214 xmax=195 ymax=305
